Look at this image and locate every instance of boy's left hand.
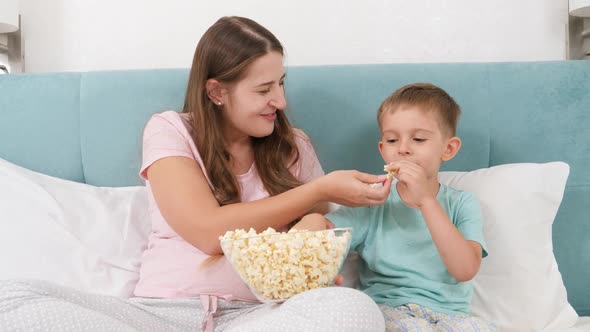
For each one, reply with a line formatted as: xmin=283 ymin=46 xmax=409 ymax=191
xmin=290 ymin=213 xmax=334 ymax=232
xmin=387 ymin=161 xmax=435 ymax=209
xmin=290 ymin=214 xmax=343 ymax=285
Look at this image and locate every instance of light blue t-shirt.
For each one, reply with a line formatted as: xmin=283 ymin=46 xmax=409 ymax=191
xmin=327 ymin=184 xmax=487 ymax=315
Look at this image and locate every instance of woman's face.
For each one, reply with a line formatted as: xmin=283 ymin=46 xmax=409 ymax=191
xmin=221 ymin=51 xmax=286 ymax=142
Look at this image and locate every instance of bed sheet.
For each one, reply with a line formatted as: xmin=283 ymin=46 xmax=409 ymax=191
xmin=545 ymin=316 xmax=590 ymax=332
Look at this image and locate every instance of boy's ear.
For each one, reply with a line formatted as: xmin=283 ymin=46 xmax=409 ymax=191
xmin=206 ymin=79 xmax=226 ymax=105
xmin=442 ymin=136 xmax=461 ymax=162
xmin=378 ymin=140 xmax=386 ymax=160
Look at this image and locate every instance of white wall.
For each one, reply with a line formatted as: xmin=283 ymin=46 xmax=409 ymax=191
xmin=19 ymin=0 xmax=569 ymax=73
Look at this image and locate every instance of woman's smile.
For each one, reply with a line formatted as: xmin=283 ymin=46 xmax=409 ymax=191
xmin=261 ymin=112 xmax=277 ymax=121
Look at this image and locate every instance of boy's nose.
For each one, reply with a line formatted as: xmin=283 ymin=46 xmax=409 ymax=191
xmin=398 ymin=142 xmax=412 ymax=155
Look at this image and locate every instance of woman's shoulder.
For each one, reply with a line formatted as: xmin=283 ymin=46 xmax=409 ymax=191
xmin=144 ymin=110 xmax=192 ymax=134
xmin=292 ymin=128 xmax=312 ymax=145
xmin=292 ymin=128 xmax=318 ymax=156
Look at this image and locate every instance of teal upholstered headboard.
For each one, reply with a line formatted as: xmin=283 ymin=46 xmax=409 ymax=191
xmin=0 ymin=61 xmax=588 ymax=315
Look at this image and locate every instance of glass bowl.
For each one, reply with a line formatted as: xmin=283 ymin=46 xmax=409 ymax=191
xmin=220 ymin=227 xmax=352 ymax=303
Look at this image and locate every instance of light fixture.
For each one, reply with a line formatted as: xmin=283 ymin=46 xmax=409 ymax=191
xmin=0 ymin=0 xmax=20 ymax=73
xmin=569 ymin=0 xmax=590 ymax=59
xmin=570 ymin=0 xmax=590 ymax=17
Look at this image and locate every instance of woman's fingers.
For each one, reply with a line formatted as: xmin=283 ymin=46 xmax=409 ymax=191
xmin=365 ymin=178 xmax=392 ymax=205
xmin=381 ymin=176 xmax=393 ymax=192
xmin=323 ymin=170 xmax=395 ymax=207
xmin=354 ymin=171 xmax=387 ymax=185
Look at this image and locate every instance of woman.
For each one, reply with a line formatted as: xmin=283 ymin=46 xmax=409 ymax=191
xmin=1 ymin=16 xmax=390 ymax=332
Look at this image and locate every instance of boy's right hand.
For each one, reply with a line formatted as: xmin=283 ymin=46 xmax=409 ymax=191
xmin=386 ymin=161 xmax=437 ymax=209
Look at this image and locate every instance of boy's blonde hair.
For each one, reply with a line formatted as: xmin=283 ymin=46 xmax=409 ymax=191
xmin=377 ymin=83 xmax=461 ymax=137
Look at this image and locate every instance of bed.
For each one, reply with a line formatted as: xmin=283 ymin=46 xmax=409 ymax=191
xmin=0 ymin=61 xmax=589 ymax=331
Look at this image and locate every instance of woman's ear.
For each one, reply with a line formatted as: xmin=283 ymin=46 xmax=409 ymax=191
xmin=206 ymin=79 xmax=225 ymax=105
xmin=442 ymin=136 xmax=462 ymax=162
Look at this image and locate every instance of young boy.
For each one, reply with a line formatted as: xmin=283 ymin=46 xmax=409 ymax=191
xmin=294 ymin=83 xmax=496 ymax=331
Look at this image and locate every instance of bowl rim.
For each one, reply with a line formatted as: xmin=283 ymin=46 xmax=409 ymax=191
xmin=220 ymin=227 xmax=352 ymax=243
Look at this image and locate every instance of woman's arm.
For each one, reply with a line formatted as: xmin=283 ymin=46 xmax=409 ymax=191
xmin=147 ymin=156 xmax=391 ymax=255
xmin=308 ymin=202 xmax=330 ymax=215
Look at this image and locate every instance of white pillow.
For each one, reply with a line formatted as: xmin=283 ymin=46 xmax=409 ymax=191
xmin=439 ymin=162 xmax=578 ymax=331
xmin=0 ymin=159 xmax=150 ymax=298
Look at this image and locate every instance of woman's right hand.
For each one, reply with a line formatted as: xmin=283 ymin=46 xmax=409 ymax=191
xmin=315 ymin=170 xmax=392 ymax=207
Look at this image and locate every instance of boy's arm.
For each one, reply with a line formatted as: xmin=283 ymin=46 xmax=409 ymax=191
xmin=420 ymin=198 xmax=482 ymax=282
xmin=388 ymin=160 xmax=483 ymax=282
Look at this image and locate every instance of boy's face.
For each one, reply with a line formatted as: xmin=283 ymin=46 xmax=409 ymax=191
xmin=378 ymin=105 xmax=461 ymax=180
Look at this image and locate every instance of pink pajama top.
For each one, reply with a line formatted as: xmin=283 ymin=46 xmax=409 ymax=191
xmin=133 ymin=110 xmax=324 ymax=302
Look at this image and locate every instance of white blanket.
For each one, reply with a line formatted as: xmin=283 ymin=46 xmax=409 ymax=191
xmin=0 ymin=279 xmax=385 ymax=332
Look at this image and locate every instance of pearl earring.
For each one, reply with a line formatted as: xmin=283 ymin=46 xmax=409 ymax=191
xmin=217 ymin=101 xmax=222 ymax=105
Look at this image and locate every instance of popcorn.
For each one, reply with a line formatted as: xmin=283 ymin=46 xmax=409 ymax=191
xmin=369 ymin=165 xmax=398 ymax=188
xmin=384 ymin=165 xmax=398 ymax=179
xmin=220 ymin=227 xmax=351 ymax=302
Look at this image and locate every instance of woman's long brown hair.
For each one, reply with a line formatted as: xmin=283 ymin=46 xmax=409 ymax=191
xmin=183 ymin=16 xmax=302 ymax=207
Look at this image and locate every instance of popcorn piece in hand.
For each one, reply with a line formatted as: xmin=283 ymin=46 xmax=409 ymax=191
xmin=384 ymin=164 xmax=398 ymax=179
xmin=219 ymin=227 xmax=351 ymax=302
xmin=370 ymin=165 xmax=398 ymax=188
